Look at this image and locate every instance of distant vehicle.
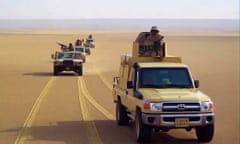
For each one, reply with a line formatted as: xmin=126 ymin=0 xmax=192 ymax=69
xmin=52 ymin=51 xmax=83 ymax=76
xmin=75 ymin=46 xmax=90 ymax=57
xmin=84 ymin=38 xmax=95 ymax=48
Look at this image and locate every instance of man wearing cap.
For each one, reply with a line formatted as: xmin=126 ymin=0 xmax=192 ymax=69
xmin=147 ymin=26 xmax=165 ymax=56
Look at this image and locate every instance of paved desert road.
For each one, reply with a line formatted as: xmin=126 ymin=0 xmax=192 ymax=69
xmin=0 ymin=33 xmax=239 ymax=144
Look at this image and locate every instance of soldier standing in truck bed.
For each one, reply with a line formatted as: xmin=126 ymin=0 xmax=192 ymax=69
xmin=68 ymin=43 xmax=74 ymax=51
xmin=147 ymin=26 xmax=165 ymax=56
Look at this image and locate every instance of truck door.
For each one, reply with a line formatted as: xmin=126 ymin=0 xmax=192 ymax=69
xmin=126 ymin=66 xmax=139 ymax=113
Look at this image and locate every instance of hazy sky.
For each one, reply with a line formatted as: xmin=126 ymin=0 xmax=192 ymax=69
xmin=0 ymin=0 xmax=239 ymax=19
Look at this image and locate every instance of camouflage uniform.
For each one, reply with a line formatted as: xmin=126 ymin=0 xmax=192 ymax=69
xmin=147 ymin=26 xmax=165 ymax=56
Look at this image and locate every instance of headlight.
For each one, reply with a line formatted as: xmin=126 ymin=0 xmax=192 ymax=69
xmin=55 ymin=61 xmax=63 ymax=65
xmin=151 ymin=103 xmax=163 ymax=111
xmin=201 ymin=101 xmax=214 ymax=111
xmin=144 ymin=102 xmax=162 ymax=112
xmin=74 ymin=59 xmax=83 ymax=65
xmin=74 ymin=61 xmax=82 ymax=65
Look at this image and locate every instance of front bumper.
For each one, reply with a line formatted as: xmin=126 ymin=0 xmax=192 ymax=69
xmin=55 ymin=65 xmax=82 ymax=71
xmin=142 ymin=113 xmax=214 ymax=127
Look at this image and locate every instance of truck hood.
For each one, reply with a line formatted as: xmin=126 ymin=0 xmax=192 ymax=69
xmin=138 ymin=88 xmax=210 ymax=102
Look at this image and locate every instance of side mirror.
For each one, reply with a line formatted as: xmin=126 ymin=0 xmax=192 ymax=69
xmin=113 ymin=77 xmax=119 ymax=85
xmin=51 ymin=54 xmax=55 ymax=59
xmin=134 ymin=91 xmax=143 ymax=99
xmin=127 ymin=81 xmax=133 ymax=89
xmin=194 ymin=80 xmax=199 ymax=88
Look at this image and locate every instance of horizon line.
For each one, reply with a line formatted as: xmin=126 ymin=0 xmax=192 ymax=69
xmin=0 ymin=18 xmax=239 ymax=20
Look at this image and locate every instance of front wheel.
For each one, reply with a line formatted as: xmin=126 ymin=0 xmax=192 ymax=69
xmin=116 ymin=100 xmax=129 ymax=125
xmin=196 ymin=124 xmax=214 ymax=142
xmin=135 ymin=109 xmax=152 ymax=143
xmin=53 ymin=66 xmax=59 ymax=76
xmin=78 ymin=66 xmax=83 ymax=76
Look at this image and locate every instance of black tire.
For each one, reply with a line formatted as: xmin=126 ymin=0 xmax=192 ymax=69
xmin=78 ymin=66 xmax=83 ymax=76
xmin=196 ymin=124 xmax=214 ymax=142
xmin=135 ymin=109 xmax=152 ymax=143
xmin=116 ymin=99 xmax=129 ymax=125
xmin=53 ymin=66 xmax=58 ymax=76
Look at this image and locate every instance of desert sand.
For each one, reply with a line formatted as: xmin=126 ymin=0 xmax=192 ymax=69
xmin=0 ymin=30 xmax=239 ymax=144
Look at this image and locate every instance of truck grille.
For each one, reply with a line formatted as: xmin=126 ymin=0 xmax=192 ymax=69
xmin=162 ymin=102 xmax=200 ymax=112
xmin=63 ymin=60 xmax=73 ymax=66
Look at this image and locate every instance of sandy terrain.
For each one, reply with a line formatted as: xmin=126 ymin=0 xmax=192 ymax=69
xmin=0 ymin=30 xmax=239 ymax=144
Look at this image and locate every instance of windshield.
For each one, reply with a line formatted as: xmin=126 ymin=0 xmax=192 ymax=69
xmin=57 ymin=53 xmax=81 ymax=59
xmin=139 ymin=68 xmax=193 ymax=88
xmin=87 ymin=39 xmax=94 ymax=43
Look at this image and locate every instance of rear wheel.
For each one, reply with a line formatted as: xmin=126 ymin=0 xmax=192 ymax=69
xmin=78 ymin=66 xmax=83 ymax=76
xmin=135 ymin=109 xmax=152 ymax=143
xmin=196 ymin=124 xmax=214 ymax=142
xmin=116 ymin=99 xmax=129 ymax=125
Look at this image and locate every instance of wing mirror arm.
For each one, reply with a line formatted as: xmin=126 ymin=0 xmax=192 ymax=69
xmin=113 ymin=77 xmax=119 ymax=86
xmin=194 ymin=80 xmax=199 ymax=88
xmin=127 ymin=81 xmax=133 ymax=89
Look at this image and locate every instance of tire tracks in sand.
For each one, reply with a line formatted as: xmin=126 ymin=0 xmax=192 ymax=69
xmin=14 ymin=77 xmax=56 ymax=144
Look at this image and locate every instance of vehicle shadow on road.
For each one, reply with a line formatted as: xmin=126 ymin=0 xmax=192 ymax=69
xmin=1 ymin=120 xmax=201 ymax=144
xmin=96 ymin=120 xmax=200 ymax=144
xmin=23 ymin=72 xmax=53 ymax=77
xmin=23 ymin=72 xmax=80 ymax=77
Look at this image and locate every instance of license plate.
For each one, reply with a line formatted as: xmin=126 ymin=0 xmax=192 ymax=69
xmin=175 ymin=118 xmax=189 ymax=127
xmin=65 ymin=67 xmax=70 ymax=70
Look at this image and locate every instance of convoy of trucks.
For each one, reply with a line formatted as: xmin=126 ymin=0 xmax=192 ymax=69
xmin=50 ymin=30 xmax=215 ymax=143
xmin=51 ymin=35 xmax=95 ymax=76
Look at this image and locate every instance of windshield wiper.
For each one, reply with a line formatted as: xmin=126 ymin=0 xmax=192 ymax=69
xmin=141 ymin=84 xmax=193 ymax=88
xmin=141 ymin=84 xmax=161 ymax=88
xmin=160 ymin=84 xmax=193 ymax=88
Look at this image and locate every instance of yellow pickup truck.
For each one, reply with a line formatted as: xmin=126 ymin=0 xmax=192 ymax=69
xmin=112 ymin=32 xmax=214 ymax=143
